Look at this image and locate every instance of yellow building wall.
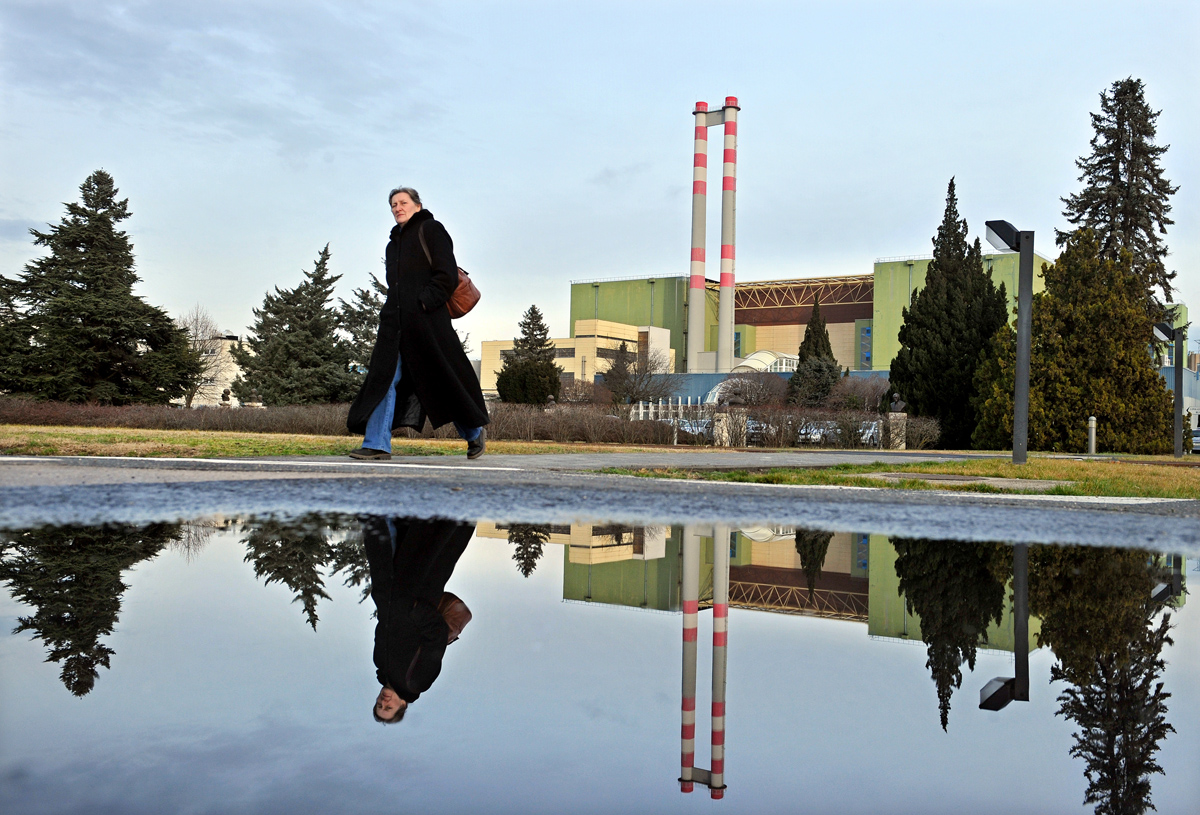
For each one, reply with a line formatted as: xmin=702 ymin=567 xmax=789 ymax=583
xmin=747 ymin=532 xmax=855 ymax=572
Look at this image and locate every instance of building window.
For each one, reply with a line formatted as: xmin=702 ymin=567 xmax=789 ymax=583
xmin=554 ymin=347 xmax=576 ymax=358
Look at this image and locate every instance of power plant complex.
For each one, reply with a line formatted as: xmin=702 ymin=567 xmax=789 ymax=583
xmin=480 ymin=96 xmax=1055 ymax=395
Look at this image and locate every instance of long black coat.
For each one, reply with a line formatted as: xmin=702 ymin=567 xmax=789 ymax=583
xmin=347 ymin=208 xmax=489 ymax=434
xmin=364 ymin=517 xmax=475 ymax=704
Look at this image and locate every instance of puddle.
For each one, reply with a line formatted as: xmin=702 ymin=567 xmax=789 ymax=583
xmin=0 ymin=515 xmax=1195 ymax=813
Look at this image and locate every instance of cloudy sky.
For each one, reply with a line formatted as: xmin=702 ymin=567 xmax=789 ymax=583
xmin=2 ymin=1 xmax=1197 ymax=352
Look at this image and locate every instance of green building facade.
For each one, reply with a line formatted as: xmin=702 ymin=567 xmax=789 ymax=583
xmin=871 ymin=252 xmax=1052 ymax=373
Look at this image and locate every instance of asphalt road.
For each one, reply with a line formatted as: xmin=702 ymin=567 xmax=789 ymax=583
xmin=2 ymin=451 xmax=1197 ymax=552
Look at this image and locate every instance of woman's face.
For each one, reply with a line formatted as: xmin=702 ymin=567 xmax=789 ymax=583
xmin=375 ymin=686 xmax=406 ymax=719
xmin=390 ymin=192 xmax=421 ymax=225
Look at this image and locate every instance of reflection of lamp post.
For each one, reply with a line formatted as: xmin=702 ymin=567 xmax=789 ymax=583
xmin=1153 ymin=321 xmax=1187 ymax=458
xmin=980 ymin=544 xmax=1030 ymax=710
xmin=986 ymin=220 xmax=1035 ymax=465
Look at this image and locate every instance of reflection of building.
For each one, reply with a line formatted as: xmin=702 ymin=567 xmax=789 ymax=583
xmin=866 ymin=536 xmax=1040 ymax=653
xmin=478 ymin=320 xmax=673 ymax=397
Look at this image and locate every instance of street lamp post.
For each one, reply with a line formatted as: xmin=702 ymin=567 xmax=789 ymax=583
xmin=1153 ymin=321 xmax=1186 ymax=458
xmin=986 ymin=221 xmax=1035 ymax=465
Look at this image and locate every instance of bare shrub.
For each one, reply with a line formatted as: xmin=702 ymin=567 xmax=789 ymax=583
xmin=906 ymin=416 xmax=942 ymax=449
xmin=0 ymin=396 xmax=351 ymax=435
xmin=827 ymin=375 xmax=890 ymax=412
xmin=720 ymin=373 xmax=787 ymax=406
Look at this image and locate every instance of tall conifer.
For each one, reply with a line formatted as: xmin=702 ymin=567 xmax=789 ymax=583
xmin=1061 ymin=78 xmax=1179 ymax=312
xmin=495 ymin=304 xmax=561 ymax=404
xmin=973 ymin=230 xmax=1174 ymax=454
xmin=0 ymin=170 xmax=199 ymax=403
xmin=796 ymin=298 xmax=834 ymax=363
xmin=890 ymin=179 xmax=1008 ymax=449
xmin=231 ymin=245 xmax=358 ymax=405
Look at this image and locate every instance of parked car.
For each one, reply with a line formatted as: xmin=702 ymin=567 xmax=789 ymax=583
xmin=1190 ymin=429 xmax=1200 ymax=453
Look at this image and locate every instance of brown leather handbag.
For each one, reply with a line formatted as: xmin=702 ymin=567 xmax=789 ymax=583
xmin=437 ymin=591 xmax=472 ymax=644
xmin=419 ymin=222 xmax=480 ymax=318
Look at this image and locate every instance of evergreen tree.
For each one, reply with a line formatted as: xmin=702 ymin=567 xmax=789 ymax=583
xmin=495 ymin=305 xmax=561 ymax=404
xmin=794 ymin=528 xmax=832 ymax=598
xmin=242 ymin=516 xmax=334 ymax=630
xmin=889 ymin=179 xmax=1009 ymax=448
xmin=508 ymin=524 xmax=550 ymax=578
xmin=973 ymin=230 xmax=1174 ymax=454
xmin=796 ymin=298 xmax=835 ymax=364
xmin=892 ymin=537 xmax=1008 ymax=731
xmin=338 ymin=272 xmax=388 ymax=379
xmin=0 ymin=170 xmax=200 ymax=403
xmin=1054 ymin=612 xmax=1174 ymax=815
xmin=1031 ymin=544 xmax=1175 ymax=814
xmin=0 ymin=522 xmax=177 ymax=696
xmin=787 ymin=356 xmax=841 ymax=406
xmin=602 ymin=342 xmax=634 ymax=403
xmin=231 ymin=245 xmax=359 ymax=405
xmin=1061 ymin=78 xmax=1179 ymax=313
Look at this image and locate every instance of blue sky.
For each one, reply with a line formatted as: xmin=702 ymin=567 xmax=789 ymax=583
xmin=2 ymin=1 xmax=1197 ymax=351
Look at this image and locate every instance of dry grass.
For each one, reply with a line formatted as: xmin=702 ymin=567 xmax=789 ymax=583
xmin=613 ymin=455 xmax=1200 ymax=500
xmin=0 ymin=425 xmax=665 ymax=458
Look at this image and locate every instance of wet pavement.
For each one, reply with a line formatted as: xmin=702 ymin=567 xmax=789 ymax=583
xmin=2 ymin=453 xmax=1199 ymax=551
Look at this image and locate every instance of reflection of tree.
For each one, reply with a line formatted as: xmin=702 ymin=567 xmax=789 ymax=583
xmin=892 ymin=538 xmax=1008 ymax=730
xmin=794 ymin=528 xmax=832 ymax=598
xmin=242 ymin=517 xmax=333 ymax=630
xmin=327 ymin=524 xmax=372 ymax=605
xmin=1031 ymin=545 xmax=1174 ymax=815
xmin=0 ymin=523 xmax=177 ymax=696
xmin=508 ymin=524 xmax=550 ymax=578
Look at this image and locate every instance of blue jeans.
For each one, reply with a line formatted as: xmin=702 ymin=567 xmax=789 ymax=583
xmin=363 ymin=355 xmax=482 ymax=452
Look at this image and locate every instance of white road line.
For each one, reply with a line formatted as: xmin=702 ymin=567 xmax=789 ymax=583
xmin=0 ymin=455 xmax=523 ymax=473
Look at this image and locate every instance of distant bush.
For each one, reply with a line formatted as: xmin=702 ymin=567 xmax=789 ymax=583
xmin=906 ymin=416 xmax=942 ymax=450
xmin=0 ymin=396 xmax=352 ymax=436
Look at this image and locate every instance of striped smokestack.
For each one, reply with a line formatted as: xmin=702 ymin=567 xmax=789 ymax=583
xmin=686 ymin=102 xmax=709 ymax=372
xmin=715 ymin=97 xmax=739 ymax=373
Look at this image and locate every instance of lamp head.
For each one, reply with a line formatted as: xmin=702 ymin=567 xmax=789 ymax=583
xmin=985 ymin=220 xmax=1020 ymax=252
xmin=1153 ymin=322 xmax=1175 ymax=343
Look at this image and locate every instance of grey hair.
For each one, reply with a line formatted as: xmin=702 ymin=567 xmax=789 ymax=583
xmin=388 ymin=187 xmax=422 ymax=207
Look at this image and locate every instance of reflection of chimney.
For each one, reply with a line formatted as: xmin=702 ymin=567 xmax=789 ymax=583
xmin=715 ymin=98 xmax=739 ymax=374
xmin=687 ymin=103 xmax=709 ymax=372
xmin=680 ymin=525 xmax=700 ymax=793
xmin=710 ymin=523 xmax=730 ymax=798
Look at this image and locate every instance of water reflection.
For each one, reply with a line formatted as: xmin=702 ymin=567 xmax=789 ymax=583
xmin=0 ymin=516 xmax=1192 ymax=813
xmin=362 ymin=518 xmax=474 ymax=723
xmin=0 ymin=522 xmax=180 ymax=696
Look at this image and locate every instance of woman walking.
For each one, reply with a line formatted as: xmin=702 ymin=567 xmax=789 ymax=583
xmin=347 ymin=188 xmax=488 ymax=459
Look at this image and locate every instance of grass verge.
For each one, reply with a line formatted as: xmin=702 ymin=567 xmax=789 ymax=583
xmin=0 ymin=425 xmax=666 ymax=458
xmin=604 ymin=456 xmax=1200 ymax=500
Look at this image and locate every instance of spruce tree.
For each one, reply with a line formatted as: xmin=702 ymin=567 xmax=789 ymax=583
xmin=794 ymin=528 xmax=832 ymax=599
xmin=508 ymin=524 xmax=550 ymax=578
xmin=602 ymin=342 xmax=634 ymax=403
xmin=1061 ymin=78 xmax=1179 ymax=313
xmin=495 ymin=304 xmax=561 ymax=404
xmin=891 ymin=537 xmax=1008 ymax=731
xmin=787 ymin=356 xmax=840 ymax=406
xmin=973 ymin=230 xmax=1174 ymax=454
xmin=338 ymin=272 xmax=388 ymax=379
xmin=796 ymin=298 xmax=834 ymax=364
xmin=0 ymin=522 xmax=178 ymax=696
xmin=231 ymin=245 xmax=359 ymax=405
xmin=242 ymin=516 xmax=334 ymax=630
xmin=890 ymin=178 xmax=1009 ymax=448
xmin=0 ymin=170 xmax=200 ymax=403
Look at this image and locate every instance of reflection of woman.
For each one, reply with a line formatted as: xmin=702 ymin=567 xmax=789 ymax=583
xmin=346 ymin=188 xmax=489 ymax=461
xmin=363 ymin=517 xmax=474 ymax=723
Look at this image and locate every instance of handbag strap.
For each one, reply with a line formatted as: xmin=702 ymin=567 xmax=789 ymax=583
xmin=417 ymin=221 xmax=433 ymax=265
